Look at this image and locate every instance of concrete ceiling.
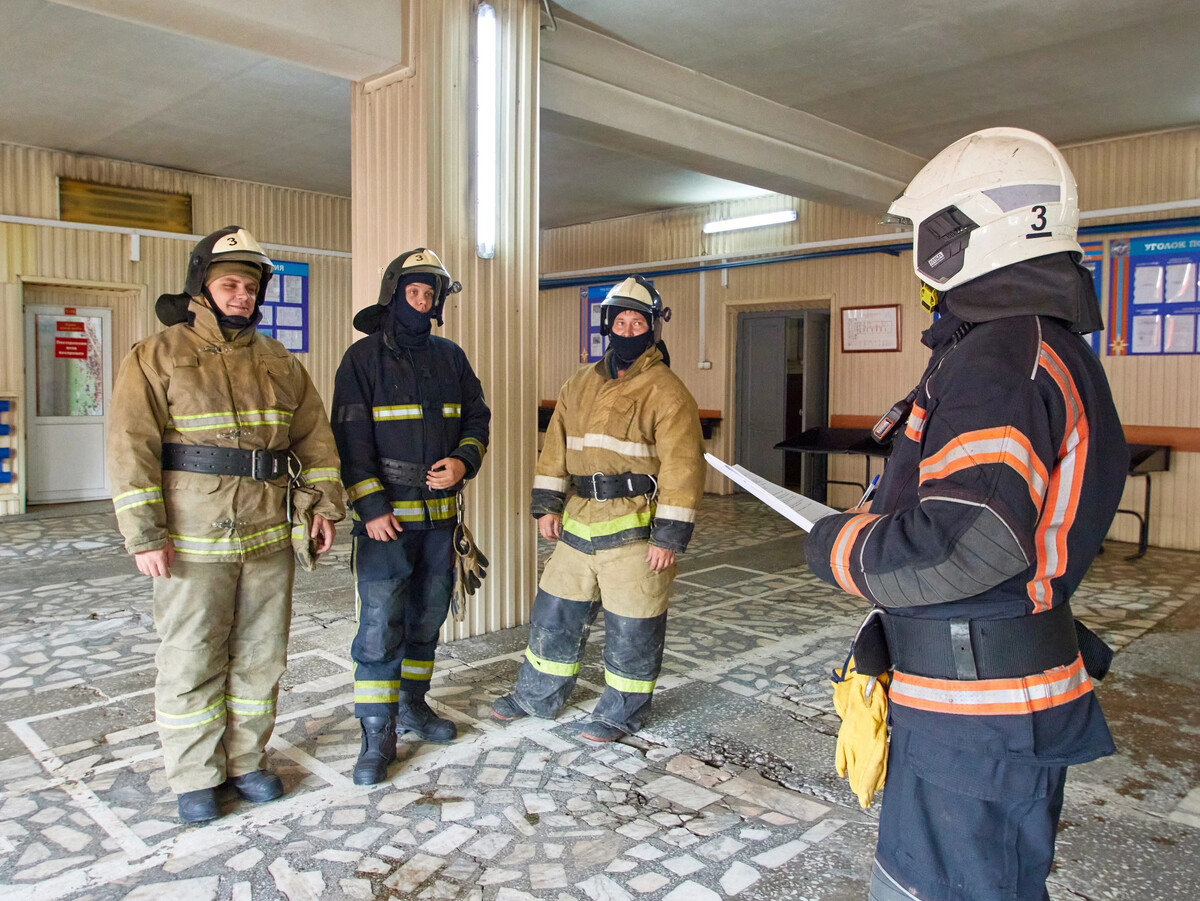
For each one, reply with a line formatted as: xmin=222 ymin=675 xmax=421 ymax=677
xmin=1 ymin=0 xmax=1198 ymax=229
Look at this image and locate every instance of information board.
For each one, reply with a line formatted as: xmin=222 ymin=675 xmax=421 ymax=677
xmin=1080 ymin=241 xmax=1104 ymax=355
xmin=1108 ymin=232 xmax=1200 ymax=356
xmin=580 ymin=283 xmax=615 ymax=362
xmin=259 ymin=260 xmax=309 ymax=353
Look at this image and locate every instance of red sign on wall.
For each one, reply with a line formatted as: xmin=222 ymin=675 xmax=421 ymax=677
xmin=54 ymin=337 xmax=89 ymax=359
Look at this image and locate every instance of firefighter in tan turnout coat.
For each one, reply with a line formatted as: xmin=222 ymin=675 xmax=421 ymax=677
xmin=492 ymin=276 xmax=705 ymax=742
xmin=108 ymin=226 xmax=345 ymax=823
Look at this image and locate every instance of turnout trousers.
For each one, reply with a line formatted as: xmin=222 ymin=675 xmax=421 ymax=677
xmin=870 ymin=723 xmax=1067 ymax=901
xmin=351 ymin=528 xmax=455 ymax=718
xmin=153 ymin=549 xmax=295 ymax=794
xmin=511 ymin=541 xmax=673 ymax=734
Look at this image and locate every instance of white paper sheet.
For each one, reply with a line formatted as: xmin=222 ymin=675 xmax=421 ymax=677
xmin=1165 ymin=262 xmax=1197 ymax=304
xmin=704 ymin=453 xmax=838 ymax=532
xmin=1132 ymin=265 xmax=1164 ymax=305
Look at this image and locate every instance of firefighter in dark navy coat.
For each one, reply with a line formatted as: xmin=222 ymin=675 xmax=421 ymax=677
xmin=805 ymin=128 xmax=1128 ymax=901
xmin=331 ymin=248 xmax=490 ymax=785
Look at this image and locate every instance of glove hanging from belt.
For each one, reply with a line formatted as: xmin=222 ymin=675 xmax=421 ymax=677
xmin=831 ymin=612 xmax=891 ymax=809
xmin=451 ymin=491 xmax=489 ymax=622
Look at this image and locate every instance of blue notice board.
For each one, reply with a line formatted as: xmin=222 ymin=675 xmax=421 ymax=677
xmin=580 ymin=284 xmax=615 ymax=362
xmin=1108 ymin=232 xmax=1200 ymax=356
xmin=1080 ymin=241 xmax=1104 ymax=355
xmin=259 ymin=260 xmax=309 ymax=353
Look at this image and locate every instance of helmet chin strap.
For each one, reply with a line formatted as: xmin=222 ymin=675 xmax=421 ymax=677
xmin=920 ymin=284 xmax=941 ymax=312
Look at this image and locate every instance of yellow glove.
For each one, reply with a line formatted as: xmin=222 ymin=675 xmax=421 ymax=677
xmin=831 ymin=654 xmax=890 ymax=809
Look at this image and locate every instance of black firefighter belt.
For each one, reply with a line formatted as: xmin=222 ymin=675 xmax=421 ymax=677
xmin=161 ymin=443 xmax=294 ymax=481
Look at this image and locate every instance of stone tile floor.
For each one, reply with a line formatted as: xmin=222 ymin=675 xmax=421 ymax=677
xmin=0 ymin=494 xmax=1197 ymax=900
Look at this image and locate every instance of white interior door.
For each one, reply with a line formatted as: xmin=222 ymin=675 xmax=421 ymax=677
xmin=23 ymin=304 xmax=113 ymax=503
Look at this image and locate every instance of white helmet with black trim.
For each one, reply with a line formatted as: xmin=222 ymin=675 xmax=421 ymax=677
xmin=599 ymin=275 xmax=672 ymax=343
xmin=888 ymin=127 xmax=1081 ymax=298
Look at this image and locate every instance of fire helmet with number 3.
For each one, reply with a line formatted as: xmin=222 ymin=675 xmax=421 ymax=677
xmin=155 ymin=225 xmax=274 ymax=325
xmin=888 ymin=127 xmax=1082 ymax=296
xmin=599 ymin=276 xmax=672 ymax=342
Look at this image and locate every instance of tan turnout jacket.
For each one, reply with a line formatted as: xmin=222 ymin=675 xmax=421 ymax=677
xmin=531 ymin=346 xmax=705 ymax=554
xmin=108 ymin=298 xmax=344 ymax=560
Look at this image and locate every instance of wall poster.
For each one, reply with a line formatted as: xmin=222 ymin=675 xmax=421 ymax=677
xmin=1108 ymin=232 xmax=1200 ymax=356
xmin=579 ymin=283 xmax=620 ymax=363
xmin=259 ymin=260 xmax=309 ymax=353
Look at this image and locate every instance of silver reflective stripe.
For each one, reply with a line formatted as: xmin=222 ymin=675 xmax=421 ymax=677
xmin=156 ymin=698 xmax=226 ymax=730
xmin=171 ymin=523 xmax=291 ymax=555
xmin=225 ymin=695 xmax=275 ymax=717
xmin=373 ymin=405 xmax=422 ymax=420
xmin=567 ymin=434 xmax=657 ymax=458
xmin=869 ymin=859 xmax=922 ymax=901
xmin=113 ymin=487 xmax=162 ymax=512
xmin=303 ymin=467 xmax=341 ymax=484
xmin=533 ymin=475 xmax=569 ymax=493
xmin=348 ymin=478 xmax=385 ymax=501
xmin=655 ymin=504 xmax=696 ymax=523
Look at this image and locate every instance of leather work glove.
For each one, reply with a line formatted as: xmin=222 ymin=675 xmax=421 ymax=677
xmin=289 ymin=484 xmax=322 ymax=572
xmin=831 ymin=653 xmax=890 ymax=809
xmin=452 ymin=519 xmax=489 ymax=622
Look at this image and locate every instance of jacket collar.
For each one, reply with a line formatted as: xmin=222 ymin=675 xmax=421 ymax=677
xmin=597 ymin=344 xmax=663 ymax=380
xmin=187 ymin=297 xmax=258 ymax=346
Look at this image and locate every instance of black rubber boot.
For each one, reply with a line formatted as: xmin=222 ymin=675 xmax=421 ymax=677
xmin=396 ymin=692 xmax=457 ymax=743
xmin=177 ymin=787 xmax=219 ymax=823
xmin=226 ymin=770 xmax=284 ymax=802
xmin=352 ymin=716 xmax=397 ymax=785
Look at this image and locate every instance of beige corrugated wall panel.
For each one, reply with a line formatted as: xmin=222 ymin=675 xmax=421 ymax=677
xmin=1 ymin=145 xmax=352 ymax=515
xmin=539 ymin=127 xmax=1200 ymax=550
xmin=353 ymin=0 xmax=540 ymax=640
xmin=0 ymin=141 xmax=351 ymax=249
xmin=1063 ymin=128 xmax=1200 ymax=549
xmin=541 ymin=193 xmax=888 ymax=274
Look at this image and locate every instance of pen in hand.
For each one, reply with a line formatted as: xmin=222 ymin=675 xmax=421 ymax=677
xmin=856 ymin=474 xmax=881 ymax=509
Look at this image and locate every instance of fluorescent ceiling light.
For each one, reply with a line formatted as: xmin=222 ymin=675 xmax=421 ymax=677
xmin=702 ymin=210 xmax=797 ymax=234
xmin=476 ymin=2 xmax=498 ymax=260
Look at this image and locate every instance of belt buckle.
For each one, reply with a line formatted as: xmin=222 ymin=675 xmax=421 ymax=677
xmin=251 ymin=448 xmax=273 ymax=481
xmin=591 ymin=471 xmax=607 ymax=503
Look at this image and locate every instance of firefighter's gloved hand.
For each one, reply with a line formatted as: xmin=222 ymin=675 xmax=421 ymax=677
xmin=451 ymin=521 xmax=489 ymax=622
xmin=831 ymin=655 xmax=890 ymax=809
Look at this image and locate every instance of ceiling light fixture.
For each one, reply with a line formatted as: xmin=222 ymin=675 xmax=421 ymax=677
xmin=475 ymin=2 xmax=498 ymax=260
xmin=702 ymin=210 xmax=797 ymax=234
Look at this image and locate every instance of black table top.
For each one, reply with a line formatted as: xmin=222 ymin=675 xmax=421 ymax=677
xmin=774 ymin=427 xmax=891 ymax=456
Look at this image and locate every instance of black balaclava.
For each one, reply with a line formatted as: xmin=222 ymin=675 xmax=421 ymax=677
xmin=608 ymin=310 xmax=654 ymax=369
xmin=387 ymin=273 xmax=439 ymax=347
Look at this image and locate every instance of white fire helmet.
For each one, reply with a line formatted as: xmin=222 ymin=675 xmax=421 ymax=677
xmin=600 ymin=276 xmax=671 ymax=342
xmin=888 ymin=127 xmax=1081 ymax=294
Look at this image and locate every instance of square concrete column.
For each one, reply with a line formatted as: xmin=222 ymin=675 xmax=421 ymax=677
xmin=351 ymin=0 xmax=540 ymax=637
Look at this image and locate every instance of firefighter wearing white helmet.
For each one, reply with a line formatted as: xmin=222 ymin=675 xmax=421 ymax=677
xmin=332 ymin=247 xmax=490 ymax=784
xmin=109 ymin=225 xmax=345 ymax=823
xmin=490 ymin=275 xmax=705 ymax=743
xmin=805 ymin=129 xmax=1128 ymax=900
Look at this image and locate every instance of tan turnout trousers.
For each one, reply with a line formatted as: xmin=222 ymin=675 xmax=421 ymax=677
xmin=153 ymin=549 xmax=294 ymax=793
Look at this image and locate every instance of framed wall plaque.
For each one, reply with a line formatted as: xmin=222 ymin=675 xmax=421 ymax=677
xmin=841 ymin=304 xmax=901 ymax=353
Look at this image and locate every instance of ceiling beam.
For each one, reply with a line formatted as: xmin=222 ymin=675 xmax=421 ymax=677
xmin=541 ymin=21 xmax=925 ymax=211
xmin=46 ymin=0 xmax=406 ymax=81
